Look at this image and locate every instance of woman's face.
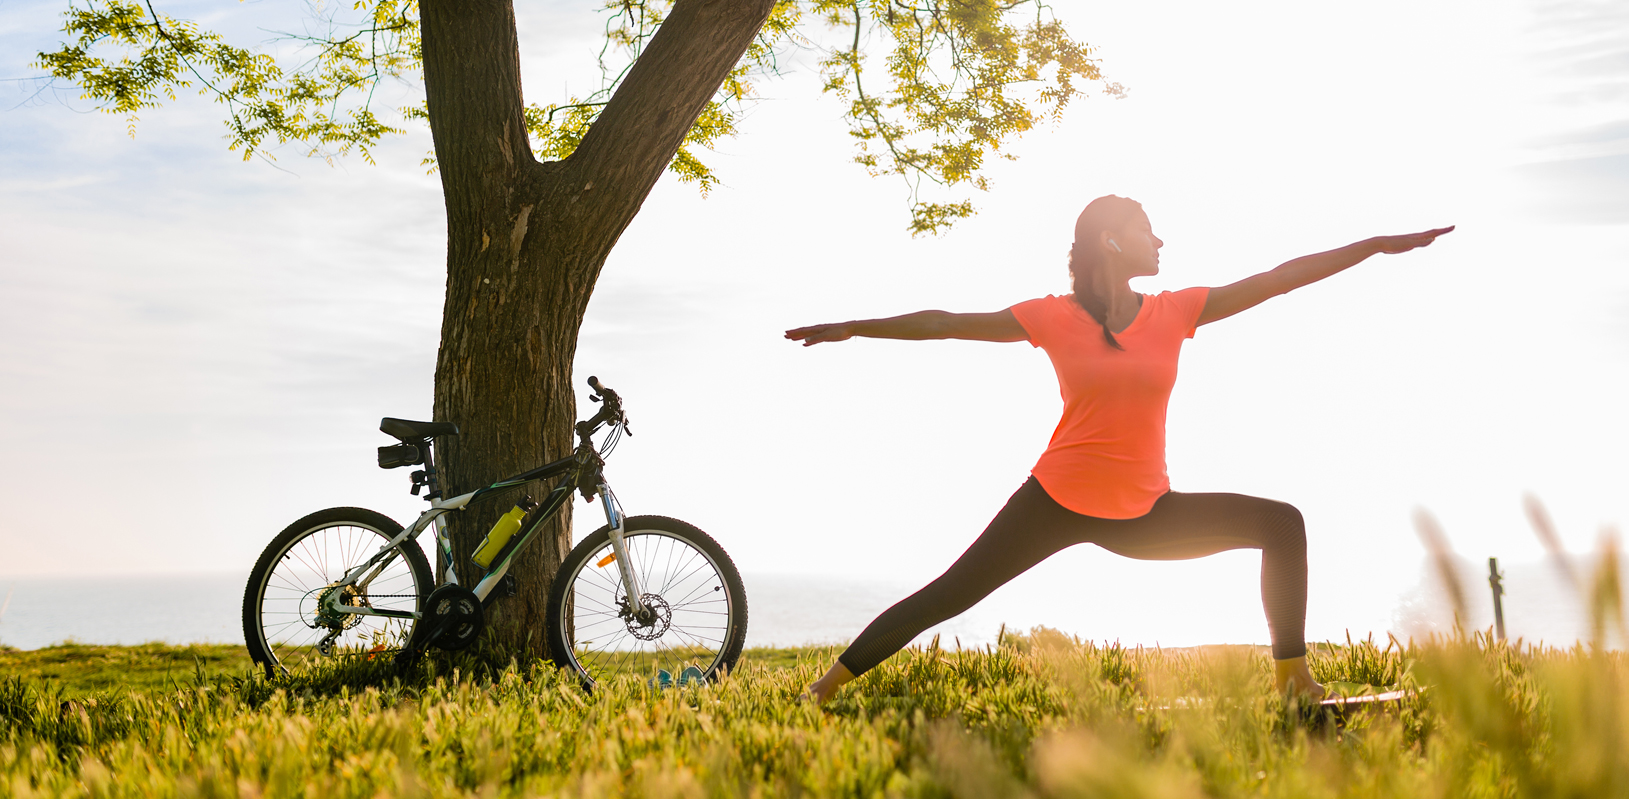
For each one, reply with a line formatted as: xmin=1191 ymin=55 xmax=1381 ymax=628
xmin=1111 ymin=210 xmax=1164 ymax=278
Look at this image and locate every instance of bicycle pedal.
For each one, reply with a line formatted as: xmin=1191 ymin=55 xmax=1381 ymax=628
xmin=393 ymin=646 xmax=424 ymax=676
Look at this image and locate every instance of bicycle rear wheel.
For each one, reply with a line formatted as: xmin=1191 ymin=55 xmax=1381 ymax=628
xmin=547 ymin=515 xmax=747 ymax=689
xmin=243 ymin=507 xmax=432 ymax=676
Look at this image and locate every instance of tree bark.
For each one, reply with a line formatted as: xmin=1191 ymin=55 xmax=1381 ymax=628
xmin=419 ymin=0 xmax=774 ymax=657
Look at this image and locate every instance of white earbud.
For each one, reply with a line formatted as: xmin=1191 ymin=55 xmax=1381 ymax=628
xmin=1108 ymin=239 xmax=1123 ymax=253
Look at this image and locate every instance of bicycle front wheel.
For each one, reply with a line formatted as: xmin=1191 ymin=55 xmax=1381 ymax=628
xmin=242 ymin=507 xmax=432 ymax=676
xmin=547 ymin=515 xmax=747 ymax=689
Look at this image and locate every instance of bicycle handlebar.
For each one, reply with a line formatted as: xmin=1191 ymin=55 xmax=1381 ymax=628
xmin=586 ymin=375 xmax=621 ymax=404
xmin=579 ymin=376 xmax=628 ymax=438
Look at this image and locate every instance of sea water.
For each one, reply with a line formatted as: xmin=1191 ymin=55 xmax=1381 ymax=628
xmin=0 ymin=562 xmax=1621 ymax=652
xmin=0 ymin=572 xmax=938 ymax=652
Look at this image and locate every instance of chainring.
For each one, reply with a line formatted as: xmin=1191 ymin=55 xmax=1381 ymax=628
xmin=424 ymin=584 xmax=484 ymax=651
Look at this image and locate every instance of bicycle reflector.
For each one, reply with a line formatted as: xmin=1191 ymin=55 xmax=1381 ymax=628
xmin=378 ymin=443 xmax=422 ymax=469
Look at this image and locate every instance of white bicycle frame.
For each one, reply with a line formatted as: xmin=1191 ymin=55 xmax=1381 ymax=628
xmin=317 ymin=479 xmax=640 ymax=624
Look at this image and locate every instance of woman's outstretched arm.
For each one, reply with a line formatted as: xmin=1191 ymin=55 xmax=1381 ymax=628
xmin=785 ymin=309 xmax=1027 ymax=347
xmin=1198 ymin=226 xmax=1455 ymax=326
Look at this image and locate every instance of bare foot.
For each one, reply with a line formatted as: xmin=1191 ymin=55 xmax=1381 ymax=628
xmin=1274 ymin=656 xmax=1326 ymax=702
xmin=804 ymin=660 xmax=856 ymax=706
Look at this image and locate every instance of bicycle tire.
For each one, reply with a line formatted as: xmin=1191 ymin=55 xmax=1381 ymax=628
xmin=243 ymin=507 xmax=432 ymax=677
xmin=547 ymin=515 xmax=747 ymax=689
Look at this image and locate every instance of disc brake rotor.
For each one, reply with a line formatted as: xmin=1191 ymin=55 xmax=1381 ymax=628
xmin=623 ymin=593 xmax=672 ymax=641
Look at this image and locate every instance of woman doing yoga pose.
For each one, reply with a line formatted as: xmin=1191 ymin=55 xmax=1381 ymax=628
xmin=785 ymin=195 xmax=1453 ymax=702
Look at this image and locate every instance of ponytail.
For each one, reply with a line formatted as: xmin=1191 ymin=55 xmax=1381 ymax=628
xmin=1067 ymin=195 xmax=1143 ymax=351
xmin=1068 ymin=241 xmax=1123 ymax=350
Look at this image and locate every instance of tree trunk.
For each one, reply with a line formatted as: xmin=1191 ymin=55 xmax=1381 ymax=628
xmin=419 ymin=0 xmax=775 ymax=658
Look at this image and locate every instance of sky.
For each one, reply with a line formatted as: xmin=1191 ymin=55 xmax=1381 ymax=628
xmin=1 ymin=0 xmax=1626 ymax=650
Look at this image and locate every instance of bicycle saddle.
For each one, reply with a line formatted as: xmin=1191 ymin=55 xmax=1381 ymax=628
xmin=380 ymin=417 xmax=460 ymax=441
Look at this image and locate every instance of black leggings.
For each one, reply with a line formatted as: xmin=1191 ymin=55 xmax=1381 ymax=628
xmin=837 ymin=477 xmax=1308 ymax=676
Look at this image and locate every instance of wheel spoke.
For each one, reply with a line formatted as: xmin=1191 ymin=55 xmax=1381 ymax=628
xmin=558 ymin=525 xmax=742 ymax=688
xmin=250 ymin=518 xmax=426 ymax=674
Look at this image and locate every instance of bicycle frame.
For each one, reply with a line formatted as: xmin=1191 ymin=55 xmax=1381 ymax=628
xmin=318 ymin=451 xmax=636 ymax=625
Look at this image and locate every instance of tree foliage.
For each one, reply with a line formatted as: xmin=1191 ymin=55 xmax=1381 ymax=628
xmin=38 ymin=0 xmax=419 ymax=164
xmin=39 ymin=0 xmax=1116 ymax=234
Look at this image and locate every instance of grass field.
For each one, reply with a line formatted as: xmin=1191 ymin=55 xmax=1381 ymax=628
xmin=0 ymin=641 xmax=809 ymax=699
xmin=0 ymin=642 xmax=257 ymax=697
xmin=3 ymin=629 xmax=1626 ymax=798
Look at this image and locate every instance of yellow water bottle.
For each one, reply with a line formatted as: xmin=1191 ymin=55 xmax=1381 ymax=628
xmin=473 ymin=497 xmax=538 ymax=569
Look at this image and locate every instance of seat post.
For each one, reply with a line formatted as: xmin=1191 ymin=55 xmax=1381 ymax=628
xmin=421 ymin=440 xmax=444 ymax=500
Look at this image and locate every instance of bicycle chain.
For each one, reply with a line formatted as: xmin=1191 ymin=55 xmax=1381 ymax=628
xmin=310 ymin=590 xmax=420 ymax=657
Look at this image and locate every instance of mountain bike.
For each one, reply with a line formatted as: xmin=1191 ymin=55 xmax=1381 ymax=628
xmin=241 ymin=376 xmax=748 ymax=688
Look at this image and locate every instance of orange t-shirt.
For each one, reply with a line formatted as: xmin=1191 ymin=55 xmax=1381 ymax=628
xmin=1010 ymin=288 xmax=1211 ymax=519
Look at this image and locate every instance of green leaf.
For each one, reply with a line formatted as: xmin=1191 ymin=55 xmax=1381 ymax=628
xmin=39 ymin=0 xmax=1113 ymax=234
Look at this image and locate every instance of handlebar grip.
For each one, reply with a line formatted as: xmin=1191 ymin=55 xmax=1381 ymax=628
xmin=587 ymin=375 xmax=603 ymax=392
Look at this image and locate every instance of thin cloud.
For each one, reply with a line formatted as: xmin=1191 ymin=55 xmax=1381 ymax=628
xmin=1515 ymin=1 xmax=1629 ymax=223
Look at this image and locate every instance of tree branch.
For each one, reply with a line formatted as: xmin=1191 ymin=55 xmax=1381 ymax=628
xmin=419 ymin=0 xmax=535 ymax=211
xmin=566 ymin=0 xmax=776 ymax=243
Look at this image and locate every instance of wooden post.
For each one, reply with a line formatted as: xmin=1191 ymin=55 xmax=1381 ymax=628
xmin=1488 ymin=557 xmax=1506 ymax=642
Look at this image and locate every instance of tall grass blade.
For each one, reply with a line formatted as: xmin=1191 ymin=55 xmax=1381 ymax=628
xmin=1526 ymin=493 xmax=1582 ymax=590
xmin=1414 ymin=508 xmax=1468 ymax=628
xmin=1588 ymin=528 xmax=1628 ymax=648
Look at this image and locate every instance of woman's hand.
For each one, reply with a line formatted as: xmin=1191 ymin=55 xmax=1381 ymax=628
xmin=1198 ymin=225 xmax=1456 ymax=326
xmin=784 ymin=323 xmax=855 ymax=347
xmin=1372 ymin=226 xmax=1455 ymax=254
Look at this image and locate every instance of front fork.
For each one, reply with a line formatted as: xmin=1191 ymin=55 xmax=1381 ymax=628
xmin=601 ymin=483 xmax=646 ymax=616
